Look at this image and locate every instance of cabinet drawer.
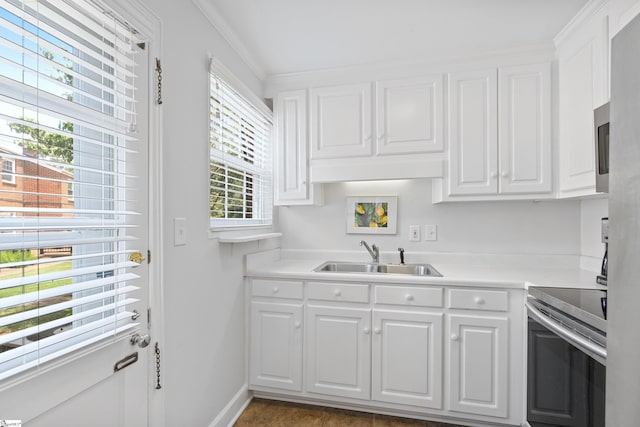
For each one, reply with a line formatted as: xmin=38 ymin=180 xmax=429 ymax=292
xmin=252 ymin=279 xmax=303 ymax=300
xmin=307 ymin=282 xmax=369 ymax=303
xmin=375 ymin=285 xmax=443 ymax=307
xmin=448 ymin=288 xmax=509 ymax=312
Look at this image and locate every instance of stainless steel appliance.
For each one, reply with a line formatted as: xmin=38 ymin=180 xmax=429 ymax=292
xmin=526 ymin=287 xmax=606 ymax=427
xmin=606 ymin=12 xmax=640 ymax=425
xmin=594 ymin=102 xmax=609 ymax=193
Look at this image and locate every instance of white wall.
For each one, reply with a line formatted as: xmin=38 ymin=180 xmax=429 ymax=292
xmin=278 ymin=180 xmax=582 ymax=257
xmin=580 ymin=197 xmax=609 ymax=271
xmin=138 ymin=1 xmax=269 ymax=425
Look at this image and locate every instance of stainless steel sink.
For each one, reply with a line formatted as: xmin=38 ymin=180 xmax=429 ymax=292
xmin=314 ymin=261 xmax=442 ymax=277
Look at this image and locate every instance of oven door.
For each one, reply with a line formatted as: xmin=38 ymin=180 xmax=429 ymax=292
xmin=526 ymin=301 xmax=606 ymax=364
xmin=526 ymin=303 xmax=606 ymax=427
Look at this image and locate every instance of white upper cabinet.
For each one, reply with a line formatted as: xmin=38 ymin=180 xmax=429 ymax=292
xmin=376 ymin=76 xmax=444 ymax=155
xmin=448 ymin=69 xmax=499 ymax=196
xmin=440 ymin=63 xmax=552 ymax=201
xmin=274 ymin=89 xmax=323 ymax=206
xmin=310 ymin=83 xmax=373 ymax=159
xmin=498 ymin=63 xmax=552 ymax=194
xmin=556 ymin=1 xmax=609 ymax=197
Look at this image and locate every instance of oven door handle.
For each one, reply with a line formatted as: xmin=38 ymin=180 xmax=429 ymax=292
xmin=526 ymin=302 xmax=607 ymax=363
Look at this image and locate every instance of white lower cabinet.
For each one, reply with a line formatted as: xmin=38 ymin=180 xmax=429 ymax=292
xmin=448 ymin=314 xmax=509 ymax=418
xmin=305 ymin=305 xmax=371 ymax=399
xmin=249 ymin=301 xmax=303 ymax=391
xmin=372 ymin=309 xmax=443 ymax=409
xmin=248 ymin=279 xmax=523 ymax=426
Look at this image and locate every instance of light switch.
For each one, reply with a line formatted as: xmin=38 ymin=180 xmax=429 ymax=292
xmin=409 ymin=225 xmax=421 ymax=241
xmin=174 ymin=217 xmax=187 ymax=246
xmin=425 ymin=224 xmax=437 ymax=241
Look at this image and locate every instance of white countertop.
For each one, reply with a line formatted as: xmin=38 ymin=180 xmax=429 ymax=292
xmin=246 ymin=251 xmax=606 ymax=291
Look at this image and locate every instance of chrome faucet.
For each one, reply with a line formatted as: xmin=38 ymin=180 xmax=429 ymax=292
xmin=360 ymin=240 xmax=379 ymax=263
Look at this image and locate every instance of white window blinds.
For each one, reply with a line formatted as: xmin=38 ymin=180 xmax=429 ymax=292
xmin=0 ymin=0 xmax=143 ymax=379
xmin=209 ymin=61 xmax=273 ymax=228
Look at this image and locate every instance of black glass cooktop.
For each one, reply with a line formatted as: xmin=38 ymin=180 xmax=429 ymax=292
xmin=528 ymin=286 xmax=607 ymax=331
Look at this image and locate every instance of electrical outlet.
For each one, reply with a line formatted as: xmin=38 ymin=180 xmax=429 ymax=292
xmin=425 ymin=224 xmax=437 ymax=241
xmin=409 ymin=225 xmax=421 ymax=241
xmin=174 ymin=217 xmax=187 ymax=246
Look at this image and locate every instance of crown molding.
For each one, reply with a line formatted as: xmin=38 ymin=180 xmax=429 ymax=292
xmin=264 ymin=43 xmax=555 ymax=96
xmin=554 ymin=0 xmax=609 ymax=47
xmin=192 ymin=0 xmax=267 ymax=82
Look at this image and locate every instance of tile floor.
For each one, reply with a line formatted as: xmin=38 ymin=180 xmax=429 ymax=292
xmin=234 ymin=398 xmax=466 ymax=427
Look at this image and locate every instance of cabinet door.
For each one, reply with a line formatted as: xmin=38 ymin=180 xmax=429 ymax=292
xmin=249 ymin=302 xmax=303 ymax=391
xmin=498 ymin=63 xmax=552 ymax=194
xmin=372 ymin=310 xmax=443 ymax=409
xmin=557 ymin=8 xmax=609 ymax=196
xmin=274 ymin=89 xmax=320 ymax=205
xmin=448 ymin=314 xmax=509 ymax=418
xmin=310 ymin=83 xmax=372 ymax=159
xmin=306 ymin=305 xmax=371 ymax=399
xmin=376 ymin=76 xmax=444 ymax=155
xmin=448 ymin=69 xmax=498 ymax=196
xmin=558 ymin=43 xmax=597 ymax=194
xmin=527 ymin=319 xmax=589 ymax=427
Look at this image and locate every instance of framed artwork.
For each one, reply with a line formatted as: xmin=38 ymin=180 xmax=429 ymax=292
xmin=346 ymin=196 xmax=398 ymax=235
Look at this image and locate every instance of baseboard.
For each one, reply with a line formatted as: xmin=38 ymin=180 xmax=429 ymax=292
xmin=208 ymin=385 xmax=252 ymax=427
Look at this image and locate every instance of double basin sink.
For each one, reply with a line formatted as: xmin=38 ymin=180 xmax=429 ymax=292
xmin=314 ymin=261 xmax=442 ymax=277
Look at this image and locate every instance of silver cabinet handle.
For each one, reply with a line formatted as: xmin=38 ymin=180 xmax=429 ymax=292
xmin=526 ymin=302 xmax=607 ymax=363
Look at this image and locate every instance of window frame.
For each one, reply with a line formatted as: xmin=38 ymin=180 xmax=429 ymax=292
xmin=208 ymin=58 xmax=274 ymax=232
xmin=1 ymin=158 xmax=15 ymax=184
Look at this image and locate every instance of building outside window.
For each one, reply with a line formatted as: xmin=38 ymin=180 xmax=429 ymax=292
xmin=1 ymin=158 xmax=15 ymax=184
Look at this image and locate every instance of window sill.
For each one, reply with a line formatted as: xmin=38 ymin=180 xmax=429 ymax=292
xmin=217 ymin=232 xmax=283 ymax=244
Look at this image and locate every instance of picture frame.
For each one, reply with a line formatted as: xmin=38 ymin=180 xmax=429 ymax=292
xmin=346 ymin=196 xmax=398 ymax=235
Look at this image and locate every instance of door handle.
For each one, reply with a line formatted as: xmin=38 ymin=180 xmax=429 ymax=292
xmin=129 ymin=251 xmax=146 ymax=265
xmin=131 ymin=333 xmax=151 ymax=348
xmin=114 ymin=352 xmax=138 ymax=372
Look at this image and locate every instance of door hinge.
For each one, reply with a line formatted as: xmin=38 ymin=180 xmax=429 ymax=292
xmin=147 ymin=307 xmax=151 ymax=328
xmin=147 ymin=249 xmax=151 ymax=264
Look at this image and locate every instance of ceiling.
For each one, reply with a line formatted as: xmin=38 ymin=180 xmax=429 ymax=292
xmin=204 ymin=0 xmax=590 ymax=78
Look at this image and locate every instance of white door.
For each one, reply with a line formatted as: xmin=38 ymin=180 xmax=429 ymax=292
xmin=498 ymin=63 xmax=552 ymax=195
xmin=448 ymin=69 xmax=498 ymax=196
xmin=305 ymin=305 xmax=371 ymax=399
xmin=249 ymin=301 xmax=303 ymax=391
xmin=0 ymin=2 xmax=154 ymax=425
xmin=448 ymin=314 xmax=509 ymax=418
xmin=371 ymin=310 xmax=443 ymax=409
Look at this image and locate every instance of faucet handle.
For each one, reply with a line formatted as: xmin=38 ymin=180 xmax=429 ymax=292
xmin=398 ymin=247 xmax=405 ymax=264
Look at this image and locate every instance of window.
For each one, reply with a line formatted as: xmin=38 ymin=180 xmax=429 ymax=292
xmin=1 ymin=159 xmax=15 ymax=183
xmin=0 ymin=0 xmax=143 ymax=379
xmin=209 ymin=60 xmax=273 ymax=228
